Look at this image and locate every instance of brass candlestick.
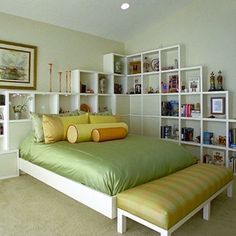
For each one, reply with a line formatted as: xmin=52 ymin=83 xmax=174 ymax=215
xmin=58 ymin=72 xmax=62 ymax=92
xmin=66 ymin=71 xmax=68 ymax=93
xmin=48 ymin=63 xmax=53 ymax=92
xmin=69 ymin=70 xmax=71 ymax=93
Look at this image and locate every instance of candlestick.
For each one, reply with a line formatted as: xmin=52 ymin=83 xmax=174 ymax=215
xmin=69 ymin=70 xmax=71 ymax=93
xmin=66 ymin=71 xmax=68 ymax=93
xmin=48 ymin=63 xmax=53 ymax=92
xmin=58 ymin=72 xmax=62 ymax=92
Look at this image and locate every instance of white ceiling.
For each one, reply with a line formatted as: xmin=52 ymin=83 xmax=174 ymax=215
xmin=0 ymin=0 xmax=191 ymax=42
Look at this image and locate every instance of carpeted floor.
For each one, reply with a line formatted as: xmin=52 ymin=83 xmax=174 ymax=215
xmin=0 ymin=175 xmax=236 ymax=236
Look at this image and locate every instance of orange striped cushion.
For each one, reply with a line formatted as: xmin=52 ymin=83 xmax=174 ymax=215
xmin=117 ymin=164 xmax=233 ymax=229
xmin=92 ymin=127 xmax=127 ymax=142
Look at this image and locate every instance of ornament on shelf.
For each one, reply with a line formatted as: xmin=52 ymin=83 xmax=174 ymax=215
xmin=216 ymin=70 xmax=224 ymax=91
xmin=114 ymin=60 xmax=122 ymax=74
xmin=143 ymin=57 xmax=150 ymax=72
xmin=58 ymin=71 xmax=62 ymax=92
xmin=151 ymin=58 xmax=159 ymax=71
xmin=48 ymin=63 xmax=53 ymax=92
xmin=99 ymin=77 xmax=106 ymax=93
xmin=174 ymin=59 xmax=178 ymax=69
xmin=208 ymin=71 xmax=216 ymax=91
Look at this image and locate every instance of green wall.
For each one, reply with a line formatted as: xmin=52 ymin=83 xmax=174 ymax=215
xmin=0 ymin=12 xmax=124 ymax=91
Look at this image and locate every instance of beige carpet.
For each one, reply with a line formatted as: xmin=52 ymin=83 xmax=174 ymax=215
xmin=0 ymin=175 xmax=236 ymax=236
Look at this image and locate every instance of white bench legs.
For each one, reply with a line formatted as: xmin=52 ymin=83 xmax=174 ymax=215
xmin=117 ymin=209 xmax=127 ymax=233
xmin=117 ymin=208 xmax=171 ymax=236
xmin=203 ymin=202 xmax=211 ymax=220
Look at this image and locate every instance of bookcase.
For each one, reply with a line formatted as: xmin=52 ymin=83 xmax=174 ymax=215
xmin=103 ymin=45 xmax=235 ymax=173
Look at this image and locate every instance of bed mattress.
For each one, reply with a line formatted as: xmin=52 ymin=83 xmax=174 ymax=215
xmin=20 ymin=134 xmax=197 ymax=196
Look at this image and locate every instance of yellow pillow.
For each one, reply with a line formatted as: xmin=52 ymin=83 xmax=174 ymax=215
xmin=59 ymin=113 xmax=88 ymax=139
xmin=92 ymin=127 xmax=127 ymax=142
xmin=43 ymin=113 xmax=89 ymax=143
xmin=67 ymin=122 xmax=128 ymax=143
xmin=42 ymin=115 xmax=64 ymax=144
xmin=89 ymin=115 xmax=120 ymax=124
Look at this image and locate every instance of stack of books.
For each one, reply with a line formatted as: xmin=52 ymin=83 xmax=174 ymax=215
xmin=161 ymin=126 xmax=172 ymax=139
xmin=181 ymin=127 xmax=194 ymax=141
xmin=181 ymin=104 xmax=194 ymax=117
xmin=229 ymin=128 xmax=236 ymax=148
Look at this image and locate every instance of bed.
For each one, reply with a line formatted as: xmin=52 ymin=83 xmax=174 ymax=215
xmin=19 ymin=134 xmax=197 ymax=219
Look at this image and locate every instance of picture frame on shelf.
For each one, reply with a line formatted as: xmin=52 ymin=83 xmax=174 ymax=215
xmin=169 ymin=75 xmax=178 ymax=93
xmin=0 ymin=40 xmax=37 ymax=90
xmin=211 ymin=97 xmax=225 ymax=115
xmin=212 ymin=150 xmax=225 ymax=166
xmin=188 ymin=77 xmax=200 ymax=92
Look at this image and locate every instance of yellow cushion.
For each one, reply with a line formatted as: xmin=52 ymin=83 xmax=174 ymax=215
xmin=42 ymin=115 xmax=64 ymax=144
xmin=59 ymin=113 xmax=88 ymax=139
xmin=89 ymin=115 xmax=119 ymax=124
xmin=43 ymin=113 xmax=89 ymax=143
xmin=92 ymin=127 xmax=127 ymax=142
xmin=117 ymin=163 xmax=233 ymax=230
xmin=67 ymin=122 xmax=128 ymax=143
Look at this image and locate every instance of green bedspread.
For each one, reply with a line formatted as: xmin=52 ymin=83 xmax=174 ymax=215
xmin=20 ymin=134 xmax=197 ymax=196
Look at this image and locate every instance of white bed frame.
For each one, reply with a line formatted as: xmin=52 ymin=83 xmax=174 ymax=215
xmin=19 ymin=158 xmax=117 ymax=219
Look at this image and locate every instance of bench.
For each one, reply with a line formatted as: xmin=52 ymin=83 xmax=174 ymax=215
xmin=117 ymin=164 xmax=233 ymax=236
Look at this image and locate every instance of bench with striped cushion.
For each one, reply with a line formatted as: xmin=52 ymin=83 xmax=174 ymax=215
xmin=117 ymin=164 xmax=233 ymax=236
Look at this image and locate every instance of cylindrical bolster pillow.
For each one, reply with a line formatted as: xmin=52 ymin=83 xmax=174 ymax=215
xmin=92 ymin=127 xmax=127 ymax=142
xmin=67 ymin=122 xmax=128 ymax=143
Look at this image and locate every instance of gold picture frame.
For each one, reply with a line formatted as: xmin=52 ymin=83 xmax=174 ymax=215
xmin=0 ymin=40 xmax=37 ymax=90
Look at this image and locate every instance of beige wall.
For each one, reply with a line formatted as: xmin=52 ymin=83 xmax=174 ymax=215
xmin=0 ymin=12 xmax=124 ymax=91
xmin=125 ymin=0 xmax=236 ymax=117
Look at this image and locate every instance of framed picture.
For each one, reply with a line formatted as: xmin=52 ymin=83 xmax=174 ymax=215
xmin=212 ymin=150 xmax=225 ymax=166
xmin=0 ymin=40 xmax=37 ymax=90
xmin=169 ymin=75 xmax=178 ymax=93
xmin=188 ymin=77 xmax=200 ymax=92
xmin=211 ymin=97 xmax=225 ymax=115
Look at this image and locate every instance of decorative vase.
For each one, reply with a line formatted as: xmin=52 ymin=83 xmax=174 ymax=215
xmin=14 ymin=112 xmax=21 ymax=120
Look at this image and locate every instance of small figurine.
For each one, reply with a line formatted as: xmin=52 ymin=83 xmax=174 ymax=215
xmin=216 ymin=70 xmax=224 ymax=91
xmin=208 ymin=72 xmax=216 ymax=91
xmin=143 ymin=57 xmax=150 ymax=72
xmin=99 ymin=77 xmax=106 ymax=93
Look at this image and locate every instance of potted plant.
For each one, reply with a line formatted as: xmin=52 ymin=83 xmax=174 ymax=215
xmin=12 ymin=96 xmax=31 ymax=120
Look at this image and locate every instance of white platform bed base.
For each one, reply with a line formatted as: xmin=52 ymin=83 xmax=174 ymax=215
xmin=117 ymin=181 xmax=233 ymax=236
xmin=19 ymin=158 xmax=117 ymax=219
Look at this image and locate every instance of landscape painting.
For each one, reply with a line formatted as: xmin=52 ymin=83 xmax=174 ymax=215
xmin=0 ymin=40 xmax=37 ymax=90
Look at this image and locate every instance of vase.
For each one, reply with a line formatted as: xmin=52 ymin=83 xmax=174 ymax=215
xmin=14 ymin=112 xmax=21 ymax=120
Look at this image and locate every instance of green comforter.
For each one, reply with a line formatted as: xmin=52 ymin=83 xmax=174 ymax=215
xmin=20 ymin=135 xmax=197 ymax=196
